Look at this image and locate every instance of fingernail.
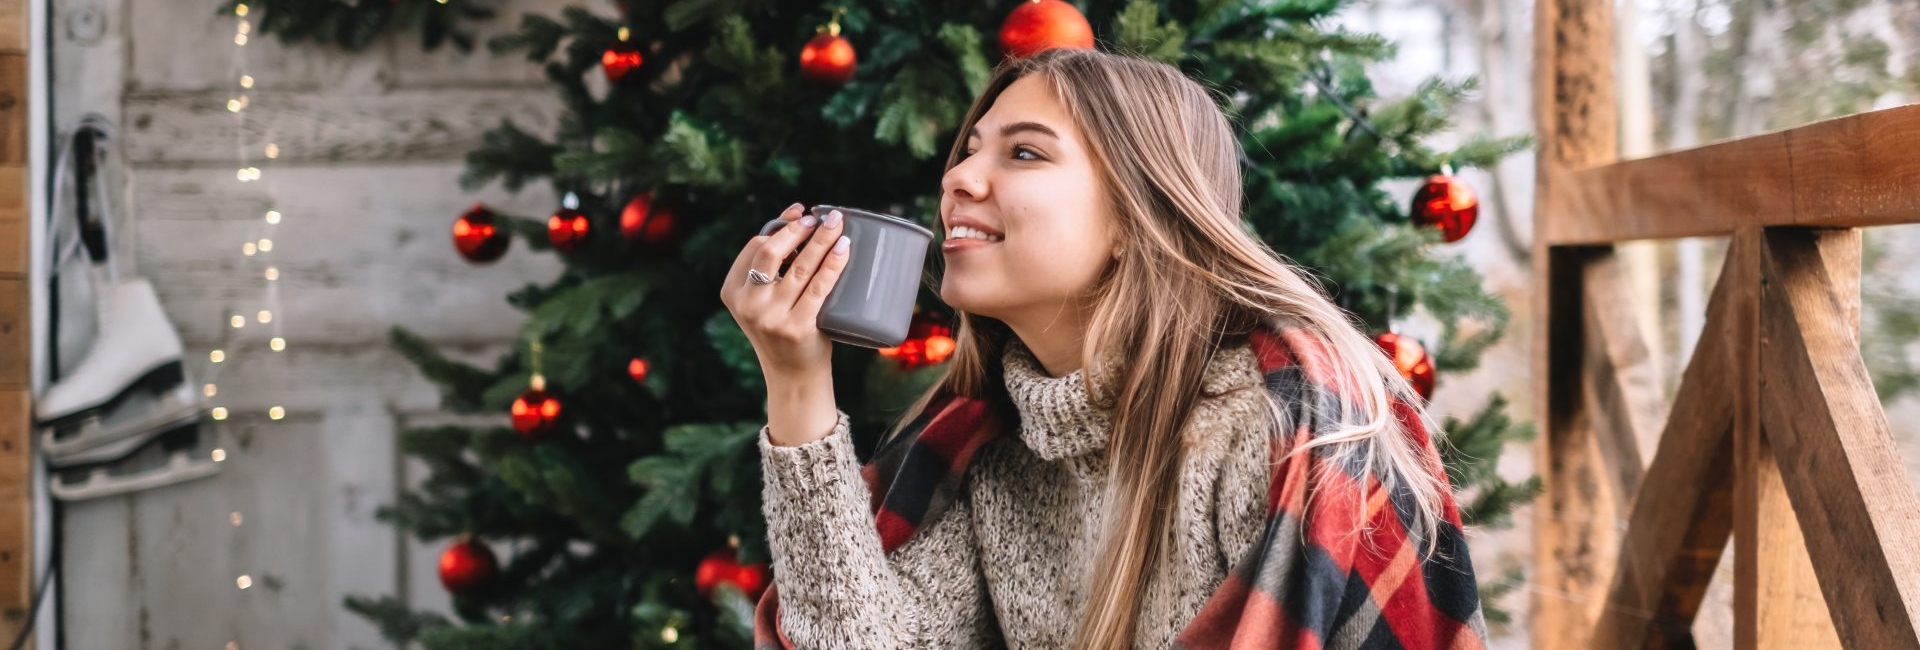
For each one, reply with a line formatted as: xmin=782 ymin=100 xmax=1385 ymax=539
xmin=800 ymin=215 xmax=819 ymax=227
xmin=832 ymin=236 xmax=850 ymax=255
xmin=825 ymin=210 xmax=843 ymax=227
xmin=787 ymin=202 xmax=804 ymax=213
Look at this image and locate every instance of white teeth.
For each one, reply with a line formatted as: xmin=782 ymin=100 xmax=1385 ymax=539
xmin=950 ymin=226 xmax=1003 ymax=242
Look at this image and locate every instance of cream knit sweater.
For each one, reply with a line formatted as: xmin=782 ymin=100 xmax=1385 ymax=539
xmin=757 ymin=338 xmax=1275 ymax=649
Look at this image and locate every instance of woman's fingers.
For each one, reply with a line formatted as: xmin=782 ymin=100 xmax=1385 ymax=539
xmin=789 ymin=229 xmax=851 ymax=320
xmin=776 ymin=209 xmax=846 ymax=304
xmin=750 ymin=211 xmax=821 ymax=281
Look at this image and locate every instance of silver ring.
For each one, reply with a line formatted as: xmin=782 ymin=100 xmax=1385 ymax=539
xmin=746 ymin=268 xmax=779 ymax=285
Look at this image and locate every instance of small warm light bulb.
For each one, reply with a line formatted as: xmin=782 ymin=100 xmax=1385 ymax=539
xmin=264 ymin=267 xmax=279 ymax=281
xmin=211 ymin=449 xmax=227 ymax=462
xmin=236 ymin=575 xmax=252 ymax=589
xmin=270 ymin=337 xmax=286 ymax=351
xmin=227 ymin=99 xmax=242 ymax=113
xmin=230 ymin=511 xmax=244 ymax=527
xmin=234 ymin=33 xmax=247 ymax=46
xmin=211 ymin=407 xmax=229 ymax=421
xmin=243 ymin=242 xmax=257 ymax=256
xmin=239 ymin=75 xmax=254 ymax=88
xmin=264 ymin=143 xmax=279 ymax=159
xmin=265 ymin=210 xmax=281 ymax=224
xmin=234 ymin=3 xmax=248 ymax=16
xmin=258 ymin=238 xmax=272 ymax=252
xmin=257 ymin=310 xmax=272 ymax=324
xmin=268 ymin=406 xmax=285 ymax=420
xmin=230 ymin=315 xmax=245 ymax=328
xmin=210 ymin=350 xmax=226 ymax=363
xmin=237 ymin=20 xmax=250 ymax=35
xmin=661 ymin=626 xmax=679 ymax=643
xmin=236 ymin=168 xmax=250 ymax=181
xmin=247 ymin=167 xmax=262 ymax=180
xmin=618 ymin=26 xmax=631 ymax=41
xmin=204 ymin=383 xmax=217 ymax=397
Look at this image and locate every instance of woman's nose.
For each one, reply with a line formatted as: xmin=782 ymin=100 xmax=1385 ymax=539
xmin=941 ymin=159 xmax=987 ymax=201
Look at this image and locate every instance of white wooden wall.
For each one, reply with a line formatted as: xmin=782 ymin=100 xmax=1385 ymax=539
xmin=48 ymin=0 xmax=571 ymax=647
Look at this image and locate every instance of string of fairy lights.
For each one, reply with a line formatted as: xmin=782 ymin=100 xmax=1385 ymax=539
xmin=207 ymin=4 xmax=286 ymax=645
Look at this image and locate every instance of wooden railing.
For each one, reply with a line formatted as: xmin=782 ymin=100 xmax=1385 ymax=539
xmin=1533 ymin=2 xmax=1920 ymax=648
xmin=0 ymin=0 xmax=30 ymax=641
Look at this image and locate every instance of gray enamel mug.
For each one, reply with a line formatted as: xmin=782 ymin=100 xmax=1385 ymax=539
xmin=759 ymin=205 xmax=934 ymax=348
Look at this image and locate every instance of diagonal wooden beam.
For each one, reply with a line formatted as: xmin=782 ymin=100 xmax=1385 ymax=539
xmin=1589 ymin=239 xmax=1746 ymax=649
xmin=1579 ymin=250 xmax=1667 ymax=503
xmin=1757 ymin=227 xmax=1920 ymax=649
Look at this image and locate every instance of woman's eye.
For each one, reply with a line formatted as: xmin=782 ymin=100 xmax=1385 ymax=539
xmin=1012 ymin=146 xmax=1040 ymax=161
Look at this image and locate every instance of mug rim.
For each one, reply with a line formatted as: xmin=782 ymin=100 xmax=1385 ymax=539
xmin=814 ymin=204 xmax=934 ymax=238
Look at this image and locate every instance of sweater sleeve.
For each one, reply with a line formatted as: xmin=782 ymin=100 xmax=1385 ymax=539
xmin=758 ymin=410 xmax=1001 ymax=649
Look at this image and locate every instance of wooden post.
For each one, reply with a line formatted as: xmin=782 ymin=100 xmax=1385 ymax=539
xmin=0 ymin=0 xmax=31 ymax=642
xmin=1532 ymin=0 xmax=1618 ymax=647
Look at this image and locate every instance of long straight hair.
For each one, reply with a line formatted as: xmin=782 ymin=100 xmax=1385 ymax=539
xmin=887 ymin=48 xmax=1450 ymax=649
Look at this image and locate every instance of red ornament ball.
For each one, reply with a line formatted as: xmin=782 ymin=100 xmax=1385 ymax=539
xmin=879 ymin=311 xmax=956 ymax=370
xmin=799 ymin=32 xmax=858 ymax=86
xmin=1373 ymin=332 xmax=1436 ymax=400
xmin=452 ymin=204 xmax=510 ymax=264
xmin=620 ymin=192 xmax=678 ymax=247
xmin=602 ymin=43 xmax=644 ymax=83
xmin=1409 ymin=173 xmax=1479 ymax=243
xmin=547 ymin=208 xmax=591 ymax=253
xmin=628 ymin=357 xmax=650 ymax=384
xmin=438 ymin=537 xmax=498 ymax=594
xmin=999 ymin=0 xmax=1095 ymax=59
xmin=695 ymin=547 xmax=770 ymax=601
xmin=511 ymin=388 xmax=564 ymax=439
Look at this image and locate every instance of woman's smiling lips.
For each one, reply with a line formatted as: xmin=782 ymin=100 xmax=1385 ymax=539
xmin=942 ymin=237 xmax=997 ymax=253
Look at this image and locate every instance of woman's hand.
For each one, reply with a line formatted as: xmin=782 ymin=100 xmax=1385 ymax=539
xmin=720 ymin=202 xmax=852 ymax=381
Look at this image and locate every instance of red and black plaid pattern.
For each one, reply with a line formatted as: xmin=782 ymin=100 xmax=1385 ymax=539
xmin=754 ymin=326 xmax=1487 ymax=649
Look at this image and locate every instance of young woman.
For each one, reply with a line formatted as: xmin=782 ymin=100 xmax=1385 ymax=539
xmin=720 ymin=48 xmax=1485 ymax=650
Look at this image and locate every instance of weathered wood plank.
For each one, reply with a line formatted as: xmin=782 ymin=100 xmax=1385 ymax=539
xmin=124 ymin=164 xmax=559 ymax=344
xmin=0 ymin=0 xmax=22 ymax=54
xmin=1546 ymin=104 xmax=1920 ymax=245
xmin=123 ymin=87 xmax=561 ymax=165
xmin=128 ymin=0 xmax=557 ymax=93
xmin=0 ymin=389 xmax=28 ymax=642
xmin=1532 ymin=0 xmax=1618 ymax=645
xmin=1732 ymin=227 xmax=1842 ymax=650
xmin=1579 ymin=249 xmax=1665 ymax=501
xmin=0 ymin=279 xmax=23 ymax=391
xmin=180 ymin=338 xmax=521 ymax=415
xmin=0 ymin=53 xmax=25 ymax=166
xmin=1590 ymin=239 xmax=1745 ymax=649
xmin=1757 ymin=227 xmax=1920 ymax=649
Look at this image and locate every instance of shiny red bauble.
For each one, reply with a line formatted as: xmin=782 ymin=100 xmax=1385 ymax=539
xmin=547 ymin=208 xmax=591 ymax=253
xmin=511 ymin=388 xmax=565 ymax=439
xmin=619 ymin=191 xmax=677 ymax=247
xmin=799 ymin=32 xmax=857 ymax=86
xmin=1409 ymin=173 xmax=1479 ymax=243
xmin=438 ymin=537 xmax=498 ymax=594
xmin=695 ymin=547 xmax=770 ymax=601
xmin=452 ymin=204 xmax=510 ymax=264
xmin=1373 ymin=332 xmax=1436 ymax=400
xmin=998 ymin=0 xmax=1095 ymax=59
xmin=602 ymin=43 xmax=644 ymax=83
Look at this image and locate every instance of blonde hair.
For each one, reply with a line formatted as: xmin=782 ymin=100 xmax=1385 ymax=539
xmin=888 ymin=48 xmax=1450 ymax=649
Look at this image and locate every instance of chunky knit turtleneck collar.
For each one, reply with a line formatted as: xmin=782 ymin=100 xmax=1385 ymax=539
xmin=999 ymin=337 xmax=1262 ymax=462
xmin=1000 ymin=339 xmax=1112 ymax=461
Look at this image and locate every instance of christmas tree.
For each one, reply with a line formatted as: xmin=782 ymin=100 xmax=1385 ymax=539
xmin=330 ymin=0 xmax=1537 ymax=646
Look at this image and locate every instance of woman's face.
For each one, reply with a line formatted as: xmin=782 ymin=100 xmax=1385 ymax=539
xmin=938 ymin=75 xmax=1118 ymax=326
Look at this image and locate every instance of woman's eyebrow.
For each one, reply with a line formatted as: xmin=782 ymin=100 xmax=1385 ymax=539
xmin=966 ymin=121 xmax=1061 ymax=141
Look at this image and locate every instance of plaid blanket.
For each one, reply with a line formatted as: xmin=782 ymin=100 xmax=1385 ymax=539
xmin=754 ymin=327 xmax=1488 ymax=649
